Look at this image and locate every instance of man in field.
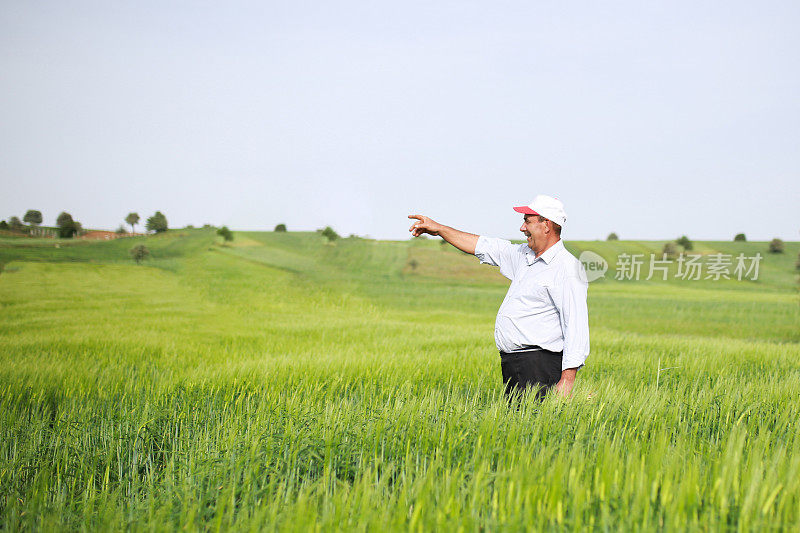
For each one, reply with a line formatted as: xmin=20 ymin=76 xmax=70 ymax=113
xmin=408 ymin=195 xmax=589 ymax=400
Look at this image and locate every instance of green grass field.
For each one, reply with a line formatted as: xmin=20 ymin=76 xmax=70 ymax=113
xmin=1 ymin=230 xmax=799 ymax=530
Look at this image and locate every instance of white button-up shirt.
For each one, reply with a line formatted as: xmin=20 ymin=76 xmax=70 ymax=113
xmin=474 ymin=236 xmax=590 ymax=370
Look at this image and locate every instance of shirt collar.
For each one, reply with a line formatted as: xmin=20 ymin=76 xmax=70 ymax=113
xmin=526 ymin=239 xmax=564 ymax=266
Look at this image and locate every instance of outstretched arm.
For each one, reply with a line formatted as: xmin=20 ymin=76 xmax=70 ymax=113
xmin=408 ymin=215 xmax=479 ymax=255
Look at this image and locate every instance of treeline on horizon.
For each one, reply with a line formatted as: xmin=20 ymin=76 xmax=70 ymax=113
xmin=2 ymin=209 xmax=798 ymax=272
xmin=0 ymin=209 xmax=793 ymax=254
xmin=0 ymin=209 xmax=346 ymax=243
xmin=1 ymin=210 xmax=166 ymax=238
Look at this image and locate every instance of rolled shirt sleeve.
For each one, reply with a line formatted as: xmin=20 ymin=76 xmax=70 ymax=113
xmin=550 ymin=271 xmax=590 ymax=370
xmin=474 ymin=236 xmax=519 ymax=280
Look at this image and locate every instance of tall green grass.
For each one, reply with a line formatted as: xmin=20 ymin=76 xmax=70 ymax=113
xmin=1 ymin=232 xmax=798 ymax=530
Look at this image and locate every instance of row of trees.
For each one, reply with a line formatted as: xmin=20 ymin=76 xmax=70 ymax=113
xmin=214 ymin=223 xmax=338 ymax=242
xmin=119 ymin=212 xmax=168 ymax=234
xmin=0 ymin=211 xmax=86 ymax=238
xmin=608 ymin=231 xmax=789 ymax=256
xmin=609 ymin=232 xmax=759 ymax=243
xmin=1 ymin=209 xmax=168 ymax=238
xmin=4 ymin=213 xmax=790 ymax=250
xmin=2 ymin=211 xmax=295 ymax=239
xmin=212 ymin=223 xmax=341 ymax=244
xmin=1 ymin=210 xmax=48 ymax=234
xmin=661 ymin=236 xmax=788 ymax=258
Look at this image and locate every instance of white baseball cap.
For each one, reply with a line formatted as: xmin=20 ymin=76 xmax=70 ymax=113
xmin=513 ymin=195 xmax=567 ymax=226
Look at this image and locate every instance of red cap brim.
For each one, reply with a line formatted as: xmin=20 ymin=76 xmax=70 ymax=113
xmin=513 ymin=206 xmax=539 ymax=215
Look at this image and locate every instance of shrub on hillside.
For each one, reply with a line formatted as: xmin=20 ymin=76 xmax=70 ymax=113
xmin=146 ymin=211 xmax=168 ymax=233
xmin=217 ymin=226 xmax=234 ymax=241
xmin=734 ymin=233 xmax=746 ymax=242
xmin=662 ymin=242 xmax=678 ymax=260
xmin=319 ymin=226 xmax=339 ymax=242
xmin=274 ymin=223 xmax=287 ymax=232
xmin=676 ymin=235 xmax=693 ymax=251
xmin=768 ymin=238 xmax=784 ymax=254
xmin=607 ymin=232 xmax=619 ymax=241
xmin=130 ymin=244 xmax=150 ymax=264
xmin=0 ymin=220 xmax=8 ymax=230
xmin=115 ymin=226 xmax=127 ymax=235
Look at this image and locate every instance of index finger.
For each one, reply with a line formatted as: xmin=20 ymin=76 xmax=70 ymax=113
xmin=408 ymin=214 xmax=422 ymax=221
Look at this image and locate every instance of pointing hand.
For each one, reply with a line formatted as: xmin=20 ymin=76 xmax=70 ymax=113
xmin=408 ymin=215 xmax=442 ymax=237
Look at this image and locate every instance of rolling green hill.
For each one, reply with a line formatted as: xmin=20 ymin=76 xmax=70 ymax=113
xmin=2 ymin=230 xmax=799 ymax=344
xmin=1 ymin=230 xmax=799 ymax=530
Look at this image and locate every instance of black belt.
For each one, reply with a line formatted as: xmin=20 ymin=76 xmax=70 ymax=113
xmin=500 ymin=345 xmax=562 ymax=360
xmin=500 ymin=345 xmax=544 ymax=356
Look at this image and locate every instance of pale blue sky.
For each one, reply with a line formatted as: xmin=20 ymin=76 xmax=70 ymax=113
xmin=1 ymin=1 xmax=798 ymax=241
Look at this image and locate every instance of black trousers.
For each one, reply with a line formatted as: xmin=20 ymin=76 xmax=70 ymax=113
xmin=500 ymin=346 xmax=563 ymax=402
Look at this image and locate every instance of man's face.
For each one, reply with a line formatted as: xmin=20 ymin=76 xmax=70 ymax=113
xmin=520 ymin=214 xmax=548 ymax=251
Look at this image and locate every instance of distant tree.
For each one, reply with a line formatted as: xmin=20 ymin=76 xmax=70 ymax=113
xmin=125 ymin=212 xmax=140 ymax=234
xmin=58 ymin=221 xmax=77 ymax=238
xmin=56 ymin=212 xmax=73 ymax=228
xmin=768 ymin=238 xmax=785 ymax=254
xmin=115 ymin=225 xmax=127 ymax=235
xmin=56 ymin=212 xmax=78 ymax=238
xmin=607 ymin=232 xmax=619 ymax=241
xmin=130 ymin=244 xmax=150 ymax=264
xmin=734 ymin=233 xmax=746 ymax=242
xmin=676 ymin=235 xmax=693 ymax=251
xmin=23 ymin=210 xmax=43 ymax=227
xmin=146 ymin=211 xmax=168 ymax=233
xmin=185 ymin=224 xmax=195 ymax=229
xmin=274 ymin=223 xmax=287 ymax=232
xmin=9 ymin=216 xmax=24 ymax=232
xmin=217 ymin=226 xmax=234 ymax=241
xmin=320 ymin=226 xmax=339 ymax=242
xmin=662 ymin=241 xmax=678 ymax=260
xmin=202 ymin=224 xmax=214 ymax=229
xmin=0 ymin=220 xmax=8 ymax=230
